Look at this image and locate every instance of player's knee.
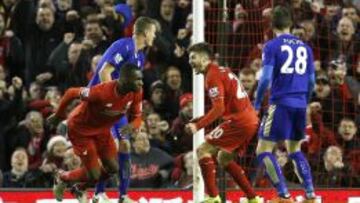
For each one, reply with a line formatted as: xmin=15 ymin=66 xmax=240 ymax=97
xmin=217 ymin=151 xmax=234 ymax=167
xmin=118 ymin=139 xmax=131 ymax=153
xmin=256 ymin=140 xmax=274 ymax=155
xmin=285 ymin=140 xmax=301 ymax=153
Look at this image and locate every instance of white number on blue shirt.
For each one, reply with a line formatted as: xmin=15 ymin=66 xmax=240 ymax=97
xmin=280 ymin=45 xmax=307 ymax=75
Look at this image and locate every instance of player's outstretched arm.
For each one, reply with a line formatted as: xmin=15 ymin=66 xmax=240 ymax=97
xmin=254 ymin=65 xmax=273 ymax=111
xmin=307 ymin=72 xmax=315 ymax=103
xmin=99 ymin=62 xmax=116 ymax=82
xmin=53 ymin=87 xmax=82 ymax=119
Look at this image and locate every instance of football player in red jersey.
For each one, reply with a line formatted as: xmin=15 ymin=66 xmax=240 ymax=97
xmin=47 ymin=63 xmax=143 ymax=202
xmin=185 ymin=43 xmax=260 ymax=203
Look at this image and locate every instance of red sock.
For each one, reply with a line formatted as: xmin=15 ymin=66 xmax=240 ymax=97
xmin=60 ymin=167 xmax=88 ymax=182
xmin=225 ymin=161 xmax=256 ymax=199
xmin=199 ymin=157 xmax=219 ymax=197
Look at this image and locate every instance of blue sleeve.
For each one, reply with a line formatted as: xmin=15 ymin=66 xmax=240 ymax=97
xmin=307 ymin=47 xmax=315 ymax=103
xmin=254 ymin=65 xmax=273 ymax=110
xmin=307 ymin=72 xmax=315 ymax=103
xmin=254 ymin=43 xmax=275 ymax=110
xmin=106 ymin=39 xmax=128 ymax=68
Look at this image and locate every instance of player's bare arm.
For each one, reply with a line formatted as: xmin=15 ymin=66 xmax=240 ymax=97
xmin=99 ymin=62 xmax=116 ymax=82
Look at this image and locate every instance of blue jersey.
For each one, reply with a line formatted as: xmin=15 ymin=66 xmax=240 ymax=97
xmin=256 ymin=34 xmax=315 ymax=108
xmin=88 ymin=37 xmax=145 ymax=87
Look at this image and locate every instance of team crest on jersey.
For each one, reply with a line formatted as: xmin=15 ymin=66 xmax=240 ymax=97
xmin=208 ymin=87 xmax=219 ymax=98
xmin=114 ymin=53 xmax=123 ymax=64
xmin=80 ymin=88 xmax=90 ymax=99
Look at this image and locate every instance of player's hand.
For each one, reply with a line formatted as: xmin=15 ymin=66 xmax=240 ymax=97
xmin=46 ymin=113 xmax=62 ymax=128
xmin=185 ymin=123 xmax=198 ymax=135
xmin=120 ymin=124 xmax=135 ymax=135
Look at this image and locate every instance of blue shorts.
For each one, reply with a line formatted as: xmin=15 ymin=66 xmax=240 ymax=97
xmin=111 ymin=116 xmax=129 ymax=140
xmin=258 ymin=104 xmax=306 ymax=142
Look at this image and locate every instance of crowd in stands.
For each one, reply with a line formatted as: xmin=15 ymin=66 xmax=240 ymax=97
xmin=0 ymin=0 xmax=358 ymax=190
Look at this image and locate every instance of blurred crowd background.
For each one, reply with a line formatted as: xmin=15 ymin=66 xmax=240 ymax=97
xmin=0 ymin=0 xmax=358 ymax=190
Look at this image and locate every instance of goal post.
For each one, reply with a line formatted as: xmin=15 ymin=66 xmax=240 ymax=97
xmin=192 ymin=0 xmax=205 ymax=202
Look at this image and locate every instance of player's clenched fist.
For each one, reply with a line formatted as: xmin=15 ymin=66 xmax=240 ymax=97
xmin=185 ymin=123 xmax=198 ymax=135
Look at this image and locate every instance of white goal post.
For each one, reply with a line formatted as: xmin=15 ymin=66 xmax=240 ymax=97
xmin=192 ymin=0 xmax=205 ymax=202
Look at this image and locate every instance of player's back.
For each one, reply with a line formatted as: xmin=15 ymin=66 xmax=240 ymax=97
xmin=206 ymin=64 xmax=257 ymax=125
xmin=88 ymin=37 xmax=145 ymax=87
xmin=68 ymin=81 xmax=140 ymax=135
xmin=264 ymin=34 xmax=314 ymax=108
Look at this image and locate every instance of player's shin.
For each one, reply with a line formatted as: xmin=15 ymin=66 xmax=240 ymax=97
xmin=225 ymin=161 xmax=256 ymax=199
xmin=118 ymin=152 xmax=131 ymax=197
xmin=257 ymin=152 xmax=290 ymax=198
xmin=288 ymin=151 xmax=315 ymax=199
xmin=199 ymin=157 xmax=219 ymax=197
xmin=94 ymin=181 xmax=106 ymax=195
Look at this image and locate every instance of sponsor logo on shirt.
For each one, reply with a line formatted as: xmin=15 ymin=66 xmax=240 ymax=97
xmin=208 ymin=87 xmax=219 ymax=98
xmin=80 ymin=88 xmax=90 ymax=99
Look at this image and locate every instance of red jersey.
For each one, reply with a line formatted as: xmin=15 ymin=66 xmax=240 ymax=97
xmin=55 ymin=81 xmax=142 ymax=136
xmin=196 ymin=63 xmax=258 ymax=129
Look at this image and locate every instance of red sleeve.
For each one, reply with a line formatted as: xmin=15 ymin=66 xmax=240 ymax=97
xmin=195 ymin=74 xmax=225 ymax=129
xmin=55 ymin=88 xmax=81 ymax=119
xmin=129 ymin=90 xmax=143 ymax=130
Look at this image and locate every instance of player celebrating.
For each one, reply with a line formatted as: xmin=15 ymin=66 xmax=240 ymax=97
xmin=88 ymin=11 xmax=157 ymax=203
xmin=254 ymin=6 xmax=316 ymax=203
xmin=185 ymin=43 xmax=260 ymax=203
xmin=48 ymin=63 xmax=143 ymax=203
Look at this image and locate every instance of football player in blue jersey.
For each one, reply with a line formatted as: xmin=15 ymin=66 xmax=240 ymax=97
xmin=88 ymin=5 xmax=157 ymax=203
xmin=254 ymin=6 xmax=316 ymax=203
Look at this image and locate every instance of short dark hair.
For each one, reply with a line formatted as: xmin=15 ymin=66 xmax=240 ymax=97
xmin=187 ymin=42 xmax=214 ymax=58
xmin=134 ymin=16 xmax=157 ymax=35
xmin=272 ymin=6 xmax=293 ymax=30
xmin=120 ymin=63 xmax=140 ymax=78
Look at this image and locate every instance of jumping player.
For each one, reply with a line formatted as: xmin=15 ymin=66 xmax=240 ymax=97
xmin=254 ymin=6 xmax=316 ymax=203
xmin=185 ymin=42 xmax=260 ymax=203
xmin=88 ymin=11 xmax=157 ymax=203
xmin=47 ymin=64 xmax=143 ymax=203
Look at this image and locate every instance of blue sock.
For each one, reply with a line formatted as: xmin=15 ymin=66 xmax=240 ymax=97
xmin=95 ymin=181 xmax=106 ymax=195
xmin=118 ymin=152 xmax=131 ymax=197
xmin=257 ymin=152 xmax=290 ymax=198
xmin=289 ymin=151 xmax=315 ymax=199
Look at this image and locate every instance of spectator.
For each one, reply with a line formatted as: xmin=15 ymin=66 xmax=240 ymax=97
xmin=0 ymin=14 xmax=24 ymax=80
xmin=162 ymin=66 xmax=183 ymax=121
xmin=39 ymin=135 xmax=68 ymax=175
xmin=148 ymin=80 xmax=168 ymax=119
xmin=146 ymin=112 xmax=171 ymax=153
xmin=316 ymin=145 xmax=357 ymax=187
xmin=16 ymin=5 xmax=63 ymax=85
xmin=312 ymin=74 xmax=347 ymax=130
xmin=7 ymin=111 xmax=50 ymax=171
xmin=62 ymin=147 xmax=81 ymax=171
xmin=238 ymin=68 xmax=257 ymax=100
xmin=302 ymin=102 xmax=337 ymax=157
xmin=2 ymin=148 xmax=30 ymax=187
xmin=169 ymin=93 xmax=193 ymax=155
xmin=130 ymin=132 xmax=174 ymax=188
xmin=329 ymin=17 xmax=360 ymax=75
xmin=336 ymin=117 xmax=359 ymax=155
xmin=341 ymin=5 xmax=360 ymax=37
xmin=82 ymin=20 xmax=109 ymax=56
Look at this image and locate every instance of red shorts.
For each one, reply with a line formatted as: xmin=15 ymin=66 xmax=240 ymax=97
xmin=68 ymin=128 xmax=117 ymax=170
xmin=205 ymin=120 xmax=258 ymax=154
